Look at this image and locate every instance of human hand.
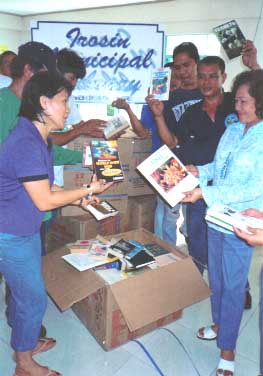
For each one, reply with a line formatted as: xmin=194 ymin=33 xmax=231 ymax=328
xmin=80 ymin=195 xmax=100 ymax=209
xmin=186 ymin=164 xmax=199 ymax=177
xmin=78 ymin=119 xmax=106 ymax=138
xmin=240 ymin=208 xmax=263 ymax=219
xmin=89 ymin=174 xmax=114 ymax=194
xmin=241 ymin=40 xmax=260 ymax=70
xmin=181 ymin=188 xmax=203 ymax=203
xmin=147 ymin=98 xmax=164 ymax=117
xmin=112 ymin=98 xmax=130 ymax=111
xmin=234 ymin=226 xmax=263 ymax=246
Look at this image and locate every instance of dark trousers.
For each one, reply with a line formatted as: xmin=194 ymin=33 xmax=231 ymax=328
xmin=186 ymin=199 xmax=208 ymax=275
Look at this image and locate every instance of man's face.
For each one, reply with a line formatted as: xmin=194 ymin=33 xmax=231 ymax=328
xmin=1 ymin=53 xmax=16 ymax=77
xmin=173 ymin=52 xmax=197 ymax=88
xmin=197 ymin=63 xmax=226 ymax=98
xmin=63 ymin=72 xmax=77 ymax=89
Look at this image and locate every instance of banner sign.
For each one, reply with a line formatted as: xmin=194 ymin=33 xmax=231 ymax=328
xmin=31 ymin=21 xmax=164 ymax=103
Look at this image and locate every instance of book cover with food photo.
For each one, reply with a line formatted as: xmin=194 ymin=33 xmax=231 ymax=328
xmin=90 ymin=140 xmax=124 ymax=182
xmin=137 ymin=145 xmax=199 ymax=207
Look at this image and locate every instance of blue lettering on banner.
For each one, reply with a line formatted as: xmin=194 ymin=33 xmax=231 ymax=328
xmin=77 ymin=70 xmax=141 ymax=97
xmin=66 ymin=28 xmax=131 ymax=49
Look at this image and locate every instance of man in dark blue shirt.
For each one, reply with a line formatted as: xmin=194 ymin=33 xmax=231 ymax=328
xmin=176 ymin=56 xmax=237 ymax=275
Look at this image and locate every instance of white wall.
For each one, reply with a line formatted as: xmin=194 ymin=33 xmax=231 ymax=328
xmin=0 ymin=13 xmax=23 ymax=52
xmin=0 ymin=0 xmax=262 ymax=87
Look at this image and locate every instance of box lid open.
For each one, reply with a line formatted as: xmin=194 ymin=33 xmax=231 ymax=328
xmin=42 ymin=248 xmax=105 ymax=311
xmin=110 ymin=257 xmax=210 ymax=331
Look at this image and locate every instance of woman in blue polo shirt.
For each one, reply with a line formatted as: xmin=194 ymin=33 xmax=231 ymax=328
xmin=0 ymin=71 xmax=112 ymax=376
xmin=182 ymin=69 xmax=263 ymax=375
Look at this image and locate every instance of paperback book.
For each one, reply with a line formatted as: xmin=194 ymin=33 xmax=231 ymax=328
xmin=213 ymin=20 xmax=246 ymax=60
xmin=86 ymin=200 xmax=119 ymax=221
xmin=137 ymin=144 xmax=199 ymax=207
xmin=144 ymin=243 xmax=170 ymax=257
xmin=90 ymin=140 xmax=124 ymax=182
xmin=103 ymin=116 xmax=129 ymax=139
xmin=205 ymin=204 xmax=263 ymax=233
xmin=149 ymin=68 xmax=171 ymax=101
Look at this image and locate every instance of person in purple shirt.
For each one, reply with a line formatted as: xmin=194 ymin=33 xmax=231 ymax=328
xmin=0 ymin=71 xmax=112 ymax=376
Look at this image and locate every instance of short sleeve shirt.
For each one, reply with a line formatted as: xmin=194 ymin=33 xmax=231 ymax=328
xmin=141 ymin=104 xmax=162 ymax=152
xmin=0 ymin=117 xmax=54 ymax=236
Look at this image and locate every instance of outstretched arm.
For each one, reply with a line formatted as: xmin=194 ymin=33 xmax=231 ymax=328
xmin=112 ymin=98 xmax=150 ymax=138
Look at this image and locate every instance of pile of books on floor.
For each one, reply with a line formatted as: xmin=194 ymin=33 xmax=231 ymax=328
xmin=62 ymin=236 xmax=179 ymax=284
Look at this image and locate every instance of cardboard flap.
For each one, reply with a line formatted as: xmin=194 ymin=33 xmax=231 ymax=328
xmin=42 ymin=248 xmax=105 ymax=311
xmin=110 ymin=257 xmax=210 ymax=331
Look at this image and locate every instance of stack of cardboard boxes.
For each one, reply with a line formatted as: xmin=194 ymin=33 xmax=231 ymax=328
xmin=46 ymin=132 xmax=156 ymax=252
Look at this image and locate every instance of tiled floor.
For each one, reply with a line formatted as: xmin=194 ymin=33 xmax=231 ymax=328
xmin=0 ymin=243 xmax=262 ymax=376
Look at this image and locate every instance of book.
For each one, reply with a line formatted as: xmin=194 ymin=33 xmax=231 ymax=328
xmin=213 ymin=20 xmax=246 ymax=60
xmin=137 ymin=144 xmax=199 ymax=207
xmin=103 ymin=116 xmax=129 ymax=139
xmin=62 ymin=253 xmax=110 ymax=272
xmin=66 ymin=240 xmax=93 ymax=254
xmin=90 ymin=140 xmax=124 ymax=182
xmin=205 ymin=204 xmax=263 ymax=233
xmin=109 ymin=239 xmax=136 ymax=258
xmin=128 ymin=249 xmax=155 ymax=269
xmin=149 ymin=68 xmax=171 ymax=101
xmin=144 ymin=243 xmax=170 ymax=257
xmin=86 ymin=200 xmax=119 ymax=221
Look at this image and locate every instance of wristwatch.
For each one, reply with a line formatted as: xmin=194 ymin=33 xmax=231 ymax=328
xmin=83 ymin=184 xmax=92 ymax=199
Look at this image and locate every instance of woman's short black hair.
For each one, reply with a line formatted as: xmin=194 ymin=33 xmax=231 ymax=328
xmin=232 ymin=69 xmax=263 ymax=119
xmin=19 ymin=71 xmax=72 ymax=122
xmin=57 ymin=48 xmax=86 ymax=79
xmin=173 ymin=42 xmax=199 ymax=63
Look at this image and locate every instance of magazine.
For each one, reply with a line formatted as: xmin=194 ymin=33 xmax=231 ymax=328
xmin=103 ymin=116 xmax=129 ymax=139
xmin=205 ymin=204 xmax=263 ymax=233
xmin=62 ymin=240 xmax=110 ymax=271
xmin=213 ymin=20 xmax=246 ymax=60
xmin=136 ymin=144 xmax=199 ymax=207
xmin=90 ymin=140 xmax=124 ymax=182
xmin=86 ymin=200 xmax=119 ymax=221
xmin=149 ymin=68 xmax=171 ymax=101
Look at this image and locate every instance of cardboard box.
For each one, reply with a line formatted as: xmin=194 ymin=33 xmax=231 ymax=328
xmin=43 ymin=228 xmax=210 ymax=350
xmin=127 ymin=195 xmax=156 ymax=232
xmin=67 ymin=134 xmax=154 ymax=197
xmin=45 ymin=213 xmax=123 ymax=253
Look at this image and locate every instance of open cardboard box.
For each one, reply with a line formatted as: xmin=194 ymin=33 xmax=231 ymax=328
xmin=42 ymin=228 xmax=210 ymax=350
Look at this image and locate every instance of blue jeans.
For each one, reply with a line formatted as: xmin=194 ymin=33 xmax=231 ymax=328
xmin=260 ymin=267 xmax=263 ymax=374
xmin=154 ymin=196 xmax=180 ymax=245
xmin=208 ymin=227 xmax=254 ymax=350
xmin=0 ymin=232 xmax=47 ymax=351
xmin=186 ymin=199 xmax=208 ymax=275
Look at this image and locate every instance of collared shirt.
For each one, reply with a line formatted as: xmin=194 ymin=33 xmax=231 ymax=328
xmin=0 ymin=74 xmax=12 ymax=89
xmin=0 ymin=117 xmax=54 ymax=236
xmin=198 ymin=120 xmax=263 ymax=232
xmin=175 ymin=92 xmax=237 ymax=165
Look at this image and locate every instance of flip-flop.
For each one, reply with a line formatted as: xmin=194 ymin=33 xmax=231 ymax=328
xmin=13 ymin=337 xmax=56 ymax=361
xmin=216 ymin=358 xmax=235 ymax=375
xmin=13 ymin=367 xmax=62 ymax=376
xmin=196 ymin=325 xmax=217 ymax=340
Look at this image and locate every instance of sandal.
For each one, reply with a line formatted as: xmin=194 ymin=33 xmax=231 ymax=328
xmin=197 ymin=325 xmax=217 ymax=340
xmin=13 ymin=337 xmax=56 ymax=361
xmin=216 ymin=358 xmax=235 ymax=375
xmin=13 ymin=367 xmax=61 ymax=376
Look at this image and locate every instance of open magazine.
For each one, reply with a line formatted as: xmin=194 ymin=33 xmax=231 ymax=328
xmin=213 ymin=20 xmax=246 ymax=60
xmin=136 ymin=144 xmax=199 ymax=207
xmin=205 ymin=204 xmax=263 ymax=233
